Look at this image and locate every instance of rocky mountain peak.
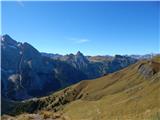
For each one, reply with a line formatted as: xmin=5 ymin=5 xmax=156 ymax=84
xmin=2 ymin=34 xmax=11 ymax=39
xmin=1 ymin=34 xmax=18 ymax=46
xmin=75 ymin=51 xmax=88 ymax=62
xmin=76 ymin=51 xmax=84 ymax=56
xmin=114 ymin=55 xmax=125 ymax=59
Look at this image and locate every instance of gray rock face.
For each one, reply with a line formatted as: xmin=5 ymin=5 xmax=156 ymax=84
xmin=138 ymin=61 xmax=160 ymax=78
xmin=107 ymin=55 xmax=137 ymax=73
xmin=1 ymin=35 xmax=86 ymax=100
xmin=1 ymin=35 xmax=137 ymax=100
xmin=1 ymin=35 xmax=51 ymax=99
xmin=51 ymin=52 xmax=137 ymax=79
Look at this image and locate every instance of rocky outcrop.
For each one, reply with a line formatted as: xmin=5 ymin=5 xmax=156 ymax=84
xmin=138 ymin=61 xmax=160 ymax=78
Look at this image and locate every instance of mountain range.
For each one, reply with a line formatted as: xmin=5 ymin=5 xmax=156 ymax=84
xmin=1 ymin=34 xmax=160 ymax=120
xmin=1 ymin=34 xmax=138 ymax=100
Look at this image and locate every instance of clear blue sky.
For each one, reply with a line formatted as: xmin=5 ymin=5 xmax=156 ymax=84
xmin=2 ymin=1 xmax=160 ymax=55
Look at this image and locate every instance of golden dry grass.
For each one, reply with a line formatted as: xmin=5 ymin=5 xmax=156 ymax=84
xmin=61 ymin=58 xmax=160 ymax=120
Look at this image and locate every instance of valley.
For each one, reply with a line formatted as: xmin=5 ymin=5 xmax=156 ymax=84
xmin=1 ymin=39 xmax=160 ymax=119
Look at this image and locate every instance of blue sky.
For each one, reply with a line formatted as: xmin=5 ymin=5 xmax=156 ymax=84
xmin=2 ymin=1 xmax=160 ymax=55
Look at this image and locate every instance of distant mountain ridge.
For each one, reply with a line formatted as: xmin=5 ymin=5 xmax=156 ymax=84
xmin=41 ymin=51 xmax=158 ymax=61
xmin=1 ymin=34 xmax=139 ymax=100
xmin=42 ymin=51 xmax=138 ymax=79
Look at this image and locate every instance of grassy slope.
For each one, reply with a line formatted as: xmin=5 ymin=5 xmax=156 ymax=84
xmin=62 ymin=58 xmax=160 ymax=120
